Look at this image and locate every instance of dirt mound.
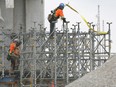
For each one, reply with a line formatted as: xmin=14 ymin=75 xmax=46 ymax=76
xmin=66 ymin=55 xmax=116 ymax=87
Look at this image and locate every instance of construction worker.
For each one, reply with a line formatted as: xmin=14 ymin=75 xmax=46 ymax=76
xmin=48 ymin=3 xmax=67 ymax=38
xmin=8 ymin=39 xmax=21 ymax=71
xmin=51 ymin=80 xmax=54 ymax=87
xmin=48 ymin=80 xmax=54 ymax=87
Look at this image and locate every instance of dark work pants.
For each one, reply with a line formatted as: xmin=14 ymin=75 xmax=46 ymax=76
xmin=10 ymin=55 xmax=20 ymax=70
xmin=50 ymin=22 xmax=55 ymax=37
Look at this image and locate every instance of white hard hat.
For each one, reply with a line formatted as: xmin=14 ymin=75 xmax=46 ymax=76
xmin=13 ymin=38 xmax=19 ymax=42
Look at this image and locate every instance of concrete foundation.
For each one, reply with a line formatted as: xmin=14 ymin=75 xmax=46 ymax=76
xmin=0 ymin=0 xmax=44 ymax=32
xmin=0 ymin=0 xmax=13 ymax=29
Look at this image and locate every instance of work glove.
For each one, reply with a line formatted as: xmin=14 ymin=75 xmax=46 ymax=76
xmin=62 ymin=18 xmax=67 ymax=23
xmin=9 ymin=52 xmax=12 ymax=56
xmin=51 ymin=10 xmax=54 ymax=13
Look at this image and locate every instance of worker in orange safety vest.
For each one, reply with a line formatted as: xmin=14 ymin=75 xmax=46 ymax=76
xmin=8 ymin=39 xmax=21 ymax=71
xmin=48 ymin=3 xmax=67 ymax=38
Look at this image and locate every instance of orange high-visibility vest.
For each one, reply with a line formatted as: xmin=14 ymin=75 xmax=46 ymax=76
xmin=9 ymin=42 xmax=16 ymax=54
xmin=55 ymin=9 xmax=64 ymax=17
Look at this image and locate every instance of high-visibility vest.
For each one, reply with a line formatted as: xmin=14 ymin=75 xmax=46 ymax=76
xmin=9 ymin=42 xmax=20 ymax=55
xmin=9 ymin=42 xmax=16 ymax=54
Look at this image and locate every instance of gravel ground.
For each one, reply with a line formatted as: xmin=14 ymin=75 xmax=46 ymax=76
xmin=66 ymin=55 xmax=116 ymax=87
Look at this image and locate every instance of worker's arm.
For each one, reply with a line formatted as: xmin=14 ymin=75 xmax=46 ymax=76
xmin=55 ymin=9 xmax=67 ymax=22
xmin=62 ymin=17 xmax=66 ymax=22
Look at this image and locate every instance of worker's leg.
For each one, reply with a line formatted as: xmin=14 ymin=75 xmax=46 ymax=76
xmin=15 ymin=56 xmax=20 ymax=70
xmin=50 ymin=22 xmax=55 ymax=37
xmin=10 ymin=57 xmax=15 ymax=70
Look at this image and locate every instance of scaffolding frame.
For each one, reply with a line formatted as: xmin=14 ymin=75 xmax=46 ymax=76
xmin=0 ymin=22 xmax=111 ymax=87
xmin=19 ymin=22 xmax=111 ymax=87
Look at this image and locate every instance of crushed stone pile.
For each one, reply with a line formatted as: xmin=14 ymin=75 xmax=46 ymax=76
xmin=66 ymin=55 xmax=116 ymax=87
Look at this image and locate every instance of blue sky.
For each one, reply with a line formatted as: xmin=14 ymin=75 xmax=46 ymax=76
xmin=45 ymin=0 xmax=116 ymax=52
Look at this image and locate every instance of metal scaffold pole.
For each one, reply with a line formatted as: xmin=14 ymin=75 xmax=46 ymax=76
xmin=54 ymin=21 xmax=57 ymax=87
xmin=33 ymin=28 xmax=37 ymax=87
xmin=90 ymin=25 xmax=95 ymax=71
xmin=77 ymin=22 xmax=81 ymax=78
xmin=66 ymin=21 xmax=69 ymax=84
xmin=107 ymin=22 xmax=112 ymax=58
xmin=1 ymin=27 xmax=5 ymax=78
